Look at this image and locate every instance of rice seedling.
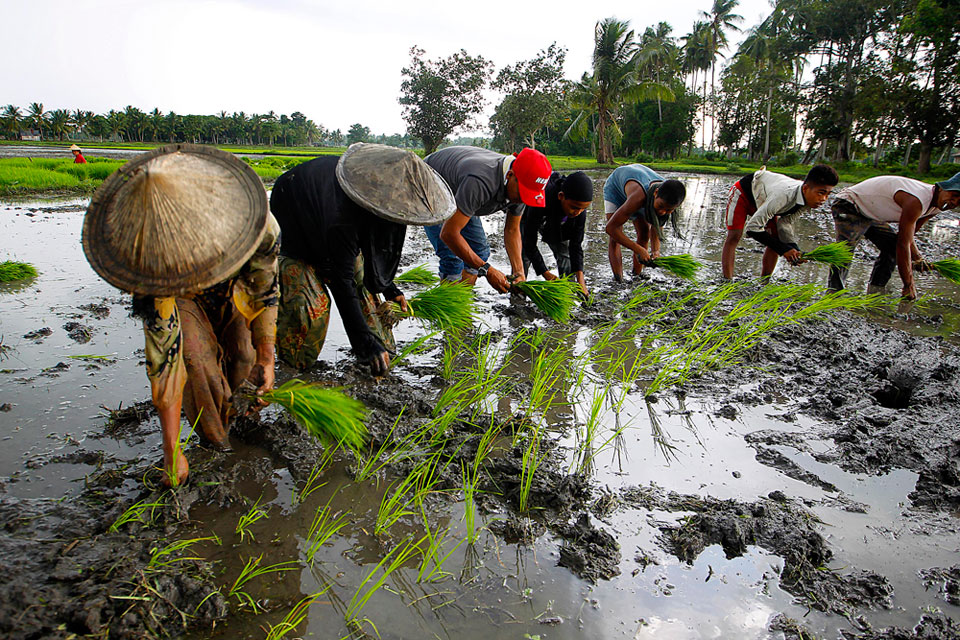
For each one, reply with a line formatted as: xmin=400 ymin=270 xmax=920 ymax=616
xmin=344 ymin=535 xmax=426 ymax=634
xmin=226 ymin=554 xmax=300 ymax=612
xmin=461 ymin=464 xmax=479 ymax=544
xmin=574 ymin=385 xmax=607 ymax=474
xmin=236 ymin=496 xmax=269 ymax=542
xmin=258 ymin=380 xmax=368 ymax=453
xmin=374 ymin=473 xmax=418 ymax=536
xmin=801 ymin=241 xmax=853 ymax=268
xmin=293 ymin=441 xmax=340 ymax=506
xmin=264 ymin=591 xmax=328 ymax=640
xmin=518 ymin=428 xmax=547 ymax=513
xmin=354 ymin=406 xmax=405 ymax=485
xmin=0 ymin=260 xmax=37 ymax=283
xmin=109 ymin=499 xmax=166 ymax=532
xmin=646 ymin=254 xmax=702 ymax=280
xmin=147 ymin=534 xmax=221 ymax=570
xmin=930 ymin=258 xmax=960 ymax=284
xmin=511 ymin=277 xmax=580 ymax=322
xmin=394 ymin=264 xmax=440 ymax=286
xmin=162 ymin=407 xmax=201 ymax=489
xmin=417 ymin=512 xmax=465 ymax=583
xmin=399 ymin=281 xmax=477 ymax=332
xmin=304 ymin=499 xmax=351 ymax=565
xmin=440 ymin=336 xmax=460 ymax=380
xmin=523 ymin=345 xmax=570 ymax=424
xmin=390 ymin=331 xmax=439 ymax=369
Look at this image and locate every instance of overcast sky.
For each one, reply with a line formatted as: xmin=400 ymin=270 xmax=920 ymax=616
xmin=3 ymin=0 xmax=774 ymax=136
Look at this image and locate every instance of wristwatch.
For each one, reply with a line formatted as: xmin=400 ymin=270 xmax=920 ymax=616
xmin=476 ymin=262 xmax=491 ymax=277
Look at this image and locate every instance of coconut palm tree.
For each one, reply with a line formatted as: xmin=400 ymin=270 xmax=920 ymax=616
xmin=638 ymin=22 xmax=680 ymax=122
xmin=27 ymin=102 xmax=47 ymax=140
xmin=699 ymin=0 xmax=743 ymax=150
xmin=567 ymin=17 xmax=674 ymax=163
xmin=739 ymin=23 xmax=792 ymax=159
xmin=48 ymin=109 xmax=73 ymax=141
xmin=2 ymin=105 xmax=22 ymax=139
xmin=682 ymin=22 xmax=713 ymax=151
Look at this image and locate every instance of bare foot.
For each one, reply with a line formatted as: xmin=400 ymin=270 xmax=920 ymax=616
xmin=162 ymin=447 xmax=189 ymax=488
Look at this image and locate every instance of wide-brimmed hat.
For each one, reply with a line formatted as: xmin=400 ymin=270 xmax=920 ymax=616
xmin=336 ymin=143 xmax=455 ymax=226
xmin=69 ymin=144 xmax=81 ymax=152
xmin=82 ymin=143 xmax=268 ymax=296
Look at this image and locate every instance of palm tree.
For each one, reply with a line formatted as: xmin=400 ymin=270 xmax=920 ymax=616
xmin=27 ymin=102 xmax=47 ymax=140
xmin=567 ymin=18 xmax=674 ymax=163
xmin=682 ymin=23 xmax=712 ymax=151
xmin=48 ymin=109 xmax=73 ymax=141
xmin=638 ymin=23 xmax=680 ymax=122
xmin=699 ymin=0 xmax=743 ymax=150
xmin=739 ymin=23 xmax=792 ymax=160
xmin=2 ymin=105 xmax=22 ymax=140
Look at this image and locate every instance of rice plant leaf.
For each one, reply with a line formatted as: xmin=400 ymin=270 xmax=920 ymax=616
xmin=0 ymin=260 xmax=38 ymax=283
xmin=259 ymin=380 xmax=368 ymax=452
xmin=394 ymin=264 xmax=440 ymax=286
xmin=511 ymin=277 xmax=581 ymax=322
xmin=646 ymin=254 xmax=702 ymax=280
xmin=931 ymin=258 xmax=960 ymax=285
xmin=400 ymin=282 xmax=477 ymax=331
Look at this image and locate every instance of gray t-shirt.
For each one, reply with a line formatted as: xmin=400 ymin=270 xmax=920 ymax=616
xmin=424 ymin=146 xmax=522 ymax=218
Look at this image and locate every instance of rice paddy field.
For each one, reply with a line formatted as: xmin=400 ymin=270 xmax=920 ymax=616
xmin=2 ymin=172 xmax=960 ymax=640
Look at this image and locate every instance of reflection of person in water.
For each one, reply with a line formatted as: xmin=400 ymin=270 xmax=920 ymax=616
xmin=70 ymin=144 xmax=87 ymax=164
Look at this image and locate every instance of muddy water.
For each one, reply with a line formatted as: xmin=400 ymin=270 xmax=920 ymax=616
xmin=2 ymin=173 xmax=959 ymax=640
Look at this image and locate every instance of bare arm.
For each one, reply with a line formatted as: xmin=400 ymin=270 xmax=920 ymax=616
xmin=503 ymin=213 xmax=525 ymax=283
xmin=893 ymin=190 xmax=925 ymax=300
xmin=604 ymin=185 xmax=651 ymax=263
xmin=440 ymin=210 xmax=510 ymax=293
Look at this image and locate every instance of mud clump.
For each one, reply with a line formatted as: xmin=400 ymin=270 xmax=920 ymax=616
xmin=23 ymin=327 xmax=52 ymax=342
xmin=840 ymin=612 xmax=960 ymax=639
xmin=79 ymin=302 xmax=111 ymax=319
xmin=557 ymin=513 xmax=621 ymax=583
xmin=63 ymin=321 xmax=93 ymax=343
xmin=620 ymin=485 xmax=892 ymax=616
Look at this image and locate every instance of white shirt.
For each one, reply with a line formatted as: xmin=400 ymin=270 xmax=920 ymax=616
xmin=743 ymin=168 xmax=810 ymax=245
xmin=837 ymin=176 xmax=939 ymax=223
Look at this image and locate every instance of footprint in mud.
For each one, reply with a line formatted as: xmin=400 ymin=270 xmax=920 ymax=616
xmin=23 ymin=327 xmax=52 ymax=342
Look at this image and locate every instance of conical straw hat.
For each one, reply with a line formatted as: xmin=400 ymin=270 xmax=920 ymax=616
xmin=82 ymin=144 xmax=267 ymax=296
xmin=336 ymin=142 xmax=455 ymax=226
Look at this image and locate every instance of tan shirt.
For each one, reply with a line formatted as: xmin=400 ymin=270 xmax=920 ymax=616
xmin=743 ymin=168 xmax=810 ymax=245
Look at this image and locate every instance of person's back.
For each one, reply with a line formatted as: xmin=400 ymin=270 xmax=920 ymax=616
xmin=603 ymin=164 xmax=663 ymax=210
xmin=837 ymin=176 xmax=940 ymax=223
xmin=425 ymin=146 xmax=511 ymax=218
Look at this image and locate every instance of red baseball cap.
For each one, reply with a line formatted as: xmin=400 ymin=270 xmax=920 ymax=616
xmin=512 ymin=148 xmax=552 ymax=207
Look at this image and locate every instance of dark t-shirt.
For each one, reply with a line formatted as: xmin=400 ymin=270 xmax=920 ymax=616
xmin=270 ymin=156 xmax=405 ymax=358
xmin=521 ymin=172 xmax=586 ymax=274
xmin=424 ymin=146 xmax=522 ymax=218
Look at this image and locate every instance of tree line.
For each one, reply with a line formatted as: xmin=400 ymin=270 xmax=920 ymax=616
xmin=4 ymin=0 xmax=957 ymax=174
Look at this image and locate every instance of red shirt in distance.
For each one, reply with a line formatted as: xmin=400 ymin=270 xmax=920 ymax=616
xmin=73 ymin=152 xmax=86 ymax=164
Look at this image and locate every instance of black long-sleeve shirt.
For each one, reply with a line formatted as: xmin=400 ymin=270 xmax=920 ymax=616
xmin=270 ymin=156 xmax=405 ymax=359
xmin=521 ymin=172 xmax=586 ymax=275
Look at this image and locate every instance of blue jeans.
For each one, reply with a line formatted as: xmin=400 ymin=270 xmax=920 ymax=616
xmin=424 ymin=217 xmax=491 ymax=280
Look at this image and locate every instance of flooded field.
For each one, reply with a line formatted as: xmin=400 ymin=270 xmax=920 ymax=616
xmin=2 ymin=172 xmax=959 ymax=640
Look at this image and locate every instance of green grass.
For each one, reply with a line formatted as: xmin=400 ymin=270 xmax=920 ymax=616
xmin=0 ymin=260 xmax=38 ymax=282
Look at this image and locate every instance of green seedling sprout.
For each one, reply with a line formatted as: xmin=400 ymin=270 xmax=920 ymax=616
xmin=374 ymin=473 xmax=418 ymax=537
xmin=235 ymin=496 xmax=269 ymax=542
xmin=304 ymin=498 xmax=351 ymax=566
xmin=646 ymin=254 xmax=702 ymax=279
xmin=226 ymin=554 xmax=299 ymax=613
xmin=416 ymin=511 xmax=464 ymax=583
xmin=293 ymin=441 xmax=340 ymax=506
xmin=390 ymin=331 xmax=439 ymax=369
xmin=258 ymin=380 xmax=368 ymax=453
xmin=399 ymin=281 xmax=477 ymax=332
xmin=518 ymin=427 xmax=547 ymax=513
xmin=801 ymin=241 xmax=853 ymax=268
xmin=264 ymin=591 xmax=329 ymax=640
xmin=394 ymin=264 xmax=440 ymax=286
xmin=0 ymin=260 xmax=38 ymax=282
xmin=929 ymin=258 xmax=960 ymax=284
xmin=147 ymin=534 xmax=221 ymax=570
xmin=163 ymin=407 xmax=202 ymax=489
xmin=355 ymin=406 xmax=406 ymax=485
xmin=345 ymin=534 xmax=427 ymax=632
xmin=109 ymin=499 xmax=166 ymax=532
xmin=511 ymin=277 xmax=581 ymax=322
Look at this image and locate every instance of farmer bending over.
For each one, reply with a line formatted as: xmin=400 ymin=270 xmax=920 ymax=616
xmin=423 ymin=146 xmax=552 ymax=292
xmin=829 ymin=172 xmax=960 ymax=300
xmin=271 ymin=144 xmax=454 ymax=374
xmin=603 ymin=164 xmax=686 ymax=281
xmin=732 ymin=164 xmax=838 ymax=278
xmin=82 ymin=145 xmax=279 ymax=487
xmin=521 ymin=170 xmax=594 ymax=298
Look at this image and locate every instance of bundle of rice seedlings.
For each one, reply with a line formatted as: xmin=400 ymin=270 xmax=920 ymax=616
xmin=930 ymin=258 xmax=960 ymax=284
xmin=0 ymin=260 xmax=38 ymax=283
xmin=801 ymin=242 xmax=853 ymax=268
xmin=256 ymin=379 xmax=368 ymax=452
xmin=647 ymin=254 xmax=702 ymax=280
xmin=511 ymin=277 xmax=581 ymax=322
xmin=394 ymin=264 xmax=439 ymax=286
xmin=400 ymin=281 xmax=477 ymax=331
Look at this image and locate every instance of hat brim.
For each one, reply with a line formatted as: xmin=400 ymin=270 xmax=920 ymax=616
xmin=517 ymin=180 xmax=546 ymax=208
xmin=336 ymin=143 xmax=456 ymax=226
xmin=82 ymin=144 xmax=267 ymax=297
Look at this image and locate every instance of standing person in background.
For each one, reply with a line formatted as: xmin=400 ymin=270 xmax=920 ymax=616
xmin=828 ymin=172 xmax=960 ymax=300
xmin=725 ymin=164 xmax=838 ymax=279
xmin=82 ymin=145 xmax=278 ymax=487
xmin=603 ymin=164 xmax=686 ymax=281
xmin=70 ymin=144 xmax=87 ymax=164
xmin=521 ymin=170 xmax=594 ymax=298
xmin=423 ymin=146 xmax=552 ymax=293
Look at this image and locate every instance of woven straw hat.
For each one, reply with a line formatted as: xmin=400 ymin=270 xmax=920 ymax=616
xmin=69 ymin=144 xmax=81 ymax=152
xmin=336 ymin=143 xmax=455 ymax=226
xmin=82 ymin=144 xmax=268 ymax=296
